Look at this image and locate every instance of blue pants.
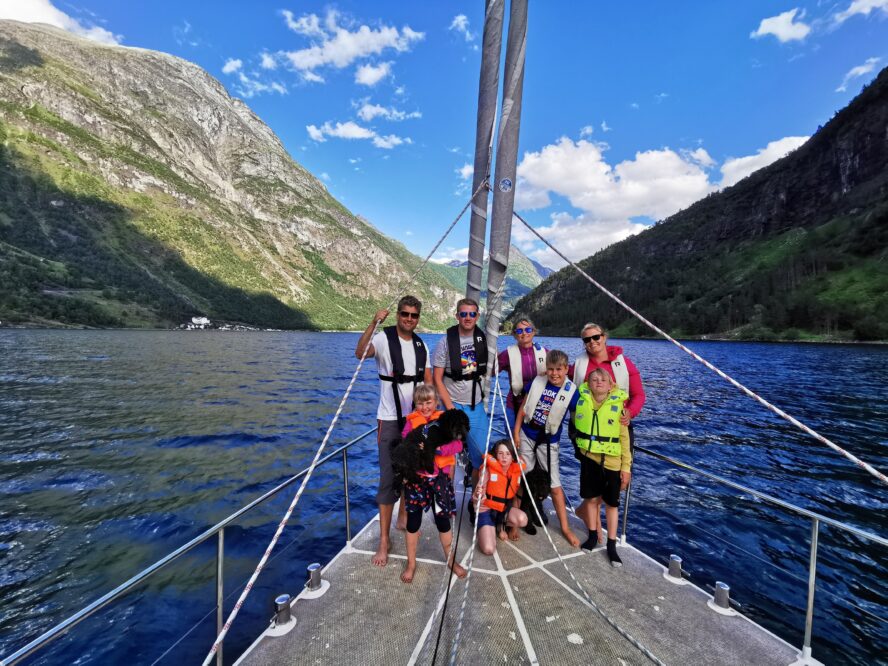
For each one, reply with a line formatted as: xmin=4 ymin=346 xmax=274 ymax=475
xmin=455 ymin=403 xmax=490 ymax=468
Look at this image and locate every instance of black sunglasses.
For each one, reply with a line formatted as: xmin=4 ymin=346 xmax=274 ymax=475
xmin=399 ymin=311 xmax=420 ymax=320
xmin=514 ymin=327 xmax=534 ymax=334
xmin=458 ymin=311 xmax=478 ymax=318
xmin=582 ymin=334 xmax=603 ymax=343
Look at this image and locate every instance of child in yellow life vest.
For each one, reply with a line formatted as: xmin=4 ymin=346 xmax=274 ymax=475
xmin=473 ymin=440 xmax=528 ymax=555
xmin=572 ymin=368 xmax=632 ymax=567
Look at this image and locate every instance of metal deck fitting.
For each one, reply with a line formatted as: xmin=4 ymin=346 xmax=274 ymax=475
xmin=235 ymin=500 xmax=798 ymax=666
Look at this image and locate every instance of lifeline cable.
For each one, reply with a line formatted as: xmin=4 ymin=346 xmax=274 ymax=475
xmin=513 ymin=211 xmax=888 ymax=487
xmin=493 ymin=376 xmax=665 ymax=665
xmin=199 ymin=181 xmax=489 ymax=666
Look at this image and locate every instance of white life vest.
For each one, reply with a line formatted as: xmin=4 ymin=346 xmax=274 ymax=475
xmin=506 ymin=343 xmax=547 ymax=397
xmin=572 ymin=353 xmax=630 ymax=394
xmin=523 ymin=376 xmax=577 ymax=435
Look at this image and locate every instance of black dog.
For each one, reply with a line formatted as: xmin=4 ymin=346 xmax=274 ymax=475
xmin=392 ymin=409 xmax=470 ymax=485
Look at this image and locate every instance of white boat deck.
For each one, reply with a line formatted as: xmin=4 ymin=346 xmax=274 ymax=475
xmin=236 ymin=496 xmax=800 ymax=666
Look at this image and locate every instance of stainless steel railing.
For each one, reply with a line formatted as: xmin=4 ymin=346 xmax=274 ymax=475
xmin=622 ymin=445 xmax=888 ymax=664
xmin=0 ymin=426 xmax=378 ymax=666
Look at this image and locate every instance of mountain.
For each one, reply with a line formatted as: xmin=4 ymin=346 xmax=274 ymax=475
xmin=0 ymin=21 xmax=462 ymax=330
xmin=512 ymin=68 xmax=888 ymax=341
xmin=428 ymin=244 xmax=553 ymax=311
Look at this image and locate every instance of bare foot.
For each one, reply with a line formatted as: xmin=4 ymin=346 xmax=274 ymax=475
xmin=400 ymin=562 xmax=416 ymax=583
xmin=450 ymin=561 xmax=467 ymax=579
xmin=508 ymin=526 xmax=521 ymax=542
xmin=497 ymin=529 xmax=508 ymax=542
xmin=562 ymin=527 xmax=581 ymax=548
xmin=371 ymin=539 xmax=390 ymax=567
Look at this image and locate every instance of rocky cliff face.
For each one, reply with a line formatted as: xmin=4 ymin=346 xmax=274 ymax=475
xmin=512 ymin=68 xmax=888 ymax=341
xmin=0 ymin=21 xmax=461 ymax=329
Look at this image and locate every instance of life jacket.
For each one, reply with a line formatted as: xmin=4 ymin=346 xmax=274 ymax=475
xmin=482 ymin=454 xmax=524 ymax=512
xmin=378 ymin=325 xmax=427 ymax=428
xmin=522 ymin=376 xmax=577 ymax=436
xmin=443 ymin=325 xmax=488 ymax=408
xmin=404 ymin=411 xmax=455 ymax=471
xmin=574 ymin=385 xmax=628 ymax=457
xmin=506 ymin=343 xmax=547 ymax=398
xmin=571 ymin=352 xmax=630 ymax=394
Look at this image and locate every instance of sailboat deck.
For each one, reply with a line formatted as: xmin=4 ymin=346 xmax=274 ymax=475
xmin=236 ymin=500 xmax=799 ymax=665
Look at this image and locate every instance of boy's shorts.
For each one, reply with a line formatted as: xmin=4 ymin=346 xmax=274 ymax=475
xmin=518 ymin=430 xmax=560 ymax=488
xmin=455 ymin=403 xmax=490 ymax=468
xmin=579 ymin=455 xmax=622 ymax=508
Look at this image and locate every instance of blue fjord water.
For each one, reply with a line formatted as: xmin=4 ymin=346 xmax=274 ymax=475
xmin=0 ymin=330 xmax=885 ymax=665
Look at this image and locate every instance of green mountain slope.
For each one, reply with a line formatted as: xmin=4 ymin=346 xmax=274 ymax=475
xmin=511 ymin=68 xmax=888 ymax=342
xmin=0 ymin=21 xmax=461 ymax=330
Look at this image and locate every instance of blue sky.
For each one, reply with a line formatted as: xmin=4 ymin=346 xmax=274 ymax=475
xmin=5 ymin=1 xmax=887 ymax=267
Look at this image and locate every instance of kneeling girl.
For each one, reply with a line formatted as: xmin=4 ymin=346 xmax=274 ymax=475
xmin=474 ymin=440 xmax=528 ymax=555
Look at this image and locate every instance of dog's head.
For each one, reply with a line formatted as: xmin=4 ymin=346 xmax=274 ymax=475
xmin=434 ymin=408 xmax=470 ymax=444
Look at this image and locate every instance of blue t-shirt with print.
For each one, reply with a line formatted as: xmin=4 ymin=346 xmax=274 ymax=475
xmin=520 ymin=380 xmax=579 ymax=442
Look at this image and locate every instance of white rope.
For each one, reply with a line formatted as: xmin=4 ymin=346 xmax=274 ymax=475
xmin=493 ymin=376 xmax=664 ymax=665
xmin=199 ymin=182 xmax=488 ymax=665
xmin=447 ymin=376 xmax=499 ymax=665
xmin=513 ymin=211 xmax=888 ymax=487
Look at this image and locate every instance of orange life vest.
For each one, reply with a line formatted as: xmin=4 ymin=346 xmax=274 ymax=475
xmin=405 ymin=410 xmax=455 ymax=470
xmin=482 ymin=455 xmax=524 ymax=512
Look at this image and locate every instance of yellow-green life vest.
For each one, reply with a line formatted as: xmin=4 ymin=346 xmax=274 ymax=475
xmin=574 ymin=385 xmax=628 ymax=457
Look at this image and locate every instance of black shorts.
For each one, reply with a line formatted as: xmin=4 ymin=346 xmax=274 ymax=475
xmin=579 ymin=456 xmax=622 ymax=508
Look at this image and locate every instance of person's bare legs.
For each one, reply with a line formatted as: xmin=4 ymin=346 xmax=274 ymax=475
xmin=551 ymin=487 xmax=580 ymax=547
xmin=401 ymin=526 xmax=420 ymax=583
xmin=605 ymin=504 xmax=619 ymax=540
xmin=395 ymin=491 xmax=407 ymax=531
xmin=439 ymin=529 xmax=467 ymax=578
xmin=506 ymin=507 xmax=528 ymax=533
xmin=578 ymin=498 xmax=602 ymax=550
xmin=507 ymin=495 xmax=522 ymax=541
xmin=373 ymin=502 xmax=393 ymax=567
xmin=477 ymin=521 xmax=497 ymax=556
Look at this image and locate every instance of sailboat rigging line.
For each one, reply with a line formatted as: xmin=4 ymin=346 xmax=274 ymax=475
xmin=446 ymin=378 xmax=500 ymax=666
xmin=513 ymin=210 xmax=888 ymax=487
xmin=493 ymin=377 xmax=665 ymax=666
xmin=198 ymin=182 xmax=489 ymax=666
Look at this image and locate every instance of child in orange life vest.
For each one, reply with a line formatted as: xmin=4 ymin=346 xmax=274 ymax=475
xmin=474 ymin=440 xmax=528 ymax=555
xmin=400 ymin=384 xmax=459 ymax=476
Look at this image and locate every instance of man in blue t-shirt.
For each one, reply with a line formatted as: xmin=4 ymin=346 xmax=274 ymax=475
xmin=511 ymin=350 xmax=580 ymax=547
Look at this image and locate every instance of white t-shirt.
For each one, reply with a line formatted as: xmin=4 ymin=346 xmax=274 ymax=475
xmin=372 ymin=330 xmax=429 ymax=421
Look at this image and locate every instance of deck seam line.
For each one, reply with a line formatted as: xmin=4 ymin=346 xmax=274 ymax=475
xmin=494 ymin=549 xmax=539 ymax=665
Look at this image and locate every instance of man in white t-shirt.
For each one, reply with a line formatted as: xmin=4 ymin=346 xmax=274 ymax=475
xmin=355 ymin=295 xmax=432 ymax=567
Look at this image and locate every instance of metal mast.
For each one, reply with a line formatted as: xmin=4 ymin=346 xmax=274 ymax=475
xmin=484 ymin=0 xmax=528 ymax=360
xmin=465 ymin=0 xmax=505 ymax=303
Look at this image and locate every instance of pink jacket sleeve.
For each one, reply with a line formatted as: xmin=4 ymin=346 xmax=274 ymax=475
xmin=624 ymin=356 xmax=646 ymax=418
xmin=437 ymin=439 xmax=463 ymax=457
xmin=401 ymin=422 xmax=414 ymax=439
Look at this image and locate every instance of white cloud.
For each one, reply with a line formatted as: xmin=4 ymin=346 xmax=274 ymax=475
xmin=1 ymin=0 xmax=121 ymax=44
xmin=457 ymin=163 xmax=473 ymax=180
xmin=301 ymin=71 xmax=325 ymax=83
xmin=173 ymin=20 xmax=200 ymax=47
xmin=320 ymin=172 xmax=331 ymax=181
xmin=355 ymin=62 xmax=392 ymax=86
xmin=515 ymin=212 xmax=648 ymax=268
xmin=260 ymin=52 xmax=277 ymax=70
xmin=579 ymin=125 xmax=594 ymax=138
xmin=348 ymin=157 xmax=361 ymax=164
xmin=517 ymin=138 xmax=716 ymax=222
xmin=431 ymin=247 xmax=470 ymax=264
xmin=449 ymin=14 xmax=476 ymax=42
xmin=834 ymin=0 xmax=888 ymax=25
xmin=356 ymin=102 xmax=421 ymax=122
xmin=394 ymin=85 xmax=407 ymax=97
xmin=684 ymin=147 xmax=716 ymax=168
xmin=600 ymin=120 xmax=612 ymax=132
xmin=750 ymin=8 xmax=811 ymax=42
xmin=655 ymin=92 xmax=669 ymax=103
xmin=835 ymin=56 xmax=881 ymax=92
xmin=280 ymin=9 xmax=424 ymax=78
xmin=232 ymin=72 xmax=287 ymax=98
xmin=306 ymin=120 xmax=409 ymax=149
xmin=630 ymin=102 xmax=640 ymax=109
xmin=222 ymin=58 xmax=242 ymax=74
xmin=719 ymin=136 xmax=809 ymax=187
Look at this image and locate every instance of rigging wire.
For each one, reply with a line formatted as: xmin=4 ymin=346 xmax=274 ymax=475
xmin=512 ymin=210 xmax=888 ymax=487
xmin=198 ymin=181 xmax=489 ymax=666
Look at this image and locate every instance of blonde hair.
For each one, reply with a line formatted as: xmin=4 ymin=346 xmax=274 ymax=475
xmin=412 ymin=383 xmax=436 ymax=404
xmin=587 ymin=368 xmax=613 ymax=385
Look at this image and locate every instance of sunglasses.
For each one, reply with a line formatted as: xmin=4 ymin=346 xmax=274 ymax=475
xmin=514 ymin=327 xmax=534 ymax=334
xmin=582 ymin=334 xmax=604 ymax=343
xmin=458 ymin=311 xmax=478 ymax=318
xmin=399 ymin=311 xmax=420 ymax=320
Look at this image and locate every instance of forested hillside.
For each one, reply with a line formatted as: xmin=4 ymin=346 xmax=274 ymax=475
xmin=512 ymin=68 xmax=888 ymax=341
